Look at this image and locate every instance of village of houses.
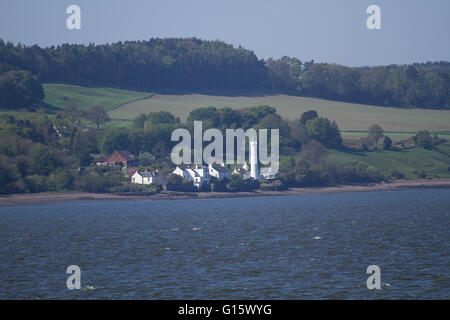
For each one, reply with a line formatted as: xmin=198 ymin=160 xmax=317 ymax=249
xmin=93 ymin=149 xmax=278 ymax=190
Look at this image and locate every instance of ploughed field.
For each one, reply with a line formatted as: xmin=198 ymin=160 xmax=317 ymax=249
xmin=43 ymin=84 xmax=450 ymax=140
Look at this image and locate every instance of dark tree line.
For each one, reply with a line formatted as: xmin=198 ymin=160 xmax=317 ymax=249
xmin=1 ymin=38 xmax=449 ymax=109
xmin=266 ymin=57 xmax=450 ymax=109
xmin=0 ymin=38 xmax=268 ymax=91
xmin=0 ymin=64 xmax=44 ymax=109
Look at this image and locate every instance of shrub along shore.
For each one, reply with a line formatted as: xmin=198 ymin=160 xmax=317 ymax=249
xmin=1 ymin=178 xmax=450 ymax=206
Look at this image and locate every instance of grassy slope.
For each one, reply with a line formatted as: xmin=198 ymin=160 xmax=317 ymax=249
xmin=42 ymin=84 xmax=450 ymax=135
xmin=43 ymin=83 xmax=151 ymax=111
xmin=328 ymin=141 xmax=450 ymax=179
xmin=109 ymin=93 xmax=450 ymax=133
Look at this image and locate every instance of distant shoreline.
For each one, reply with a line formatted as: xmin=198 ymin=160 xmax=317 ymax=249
xmin=1 ymin=179 xmax=450 ymax=207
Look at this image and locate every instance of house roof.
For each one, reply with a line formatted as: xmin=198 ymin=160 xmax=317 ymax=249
xmin=138 ymin=171 xmax=154 ymax=177
xmin=186 ymin=168 xmax=200 ymax=177
xmin=233 ymin=166 xmax=249 ymax=173
xmin=260 ymin=167 xmax=277 ymax=175
xmin=127 ymin=167 xmax=138 ymax=176
xmin=210 ymin=164 xmax=230 ymax=173
xmin=94 ymin=155 xmax=107 ymax=163
xmin=105 ymin=151 xmax=135 ymax=163
xmin=136 ymin=170 xmax=162 ymax=178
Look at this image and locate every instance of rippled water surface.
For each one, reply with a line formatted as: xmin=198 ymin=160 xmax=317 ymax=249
xmin=0 ymin=189 xmax=449 ymax=299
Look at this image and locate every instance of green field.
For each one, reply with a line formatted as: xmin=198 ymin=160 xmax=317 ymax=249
xmin=109 ymin=93 xmax=450 ymax=132
xmin=340 ymin=131 xmax=450 ymax=142
xmin=42 ymin=84 xmax=450 ymax=135
xmin=328 ymin=141 xmax=450 ymax=179
xmin=43 ymin=83 xmax=151 ymax=111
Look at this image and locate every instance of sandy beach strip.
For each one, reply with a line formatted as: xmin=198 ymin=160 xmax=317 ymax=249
xmin=0 ymin=179 xmax=450 ymax=207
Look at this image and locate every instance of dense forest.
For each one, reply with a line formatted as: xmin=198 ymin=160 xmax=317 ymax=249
xmin=0 ymin=38 xmax=449 ymax=109
xmin=0 ymin=38 xmax=267 ymax=92
xmin=270 ymin=57 xmax=450 ymax=109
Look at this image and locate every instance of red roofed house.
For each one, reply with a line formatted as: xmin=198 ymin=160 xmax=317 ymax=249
xmin=126 ymin=167 xmax=139 ymax=177
xmin=104 ymin=151 xmax=136 ymax=168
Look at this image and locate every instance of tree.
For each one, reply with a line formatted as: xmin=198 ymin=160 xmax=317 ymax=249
xmin=147 ymin=111 xmax=180 ymax=125
xmin=62 ymin=100 xmax=79 ymax=122
xmin=29 ymin=144 xmax=60 ymax=175
xmin=383 ymin=136 xmax=393 ymax=150
xmin=299 ymin=140 xmax=327 ymax=164
xmin=97 ymin=128 xmax=130 ymax=154
xmin=217 ymin=107 xmax=239 ymax=128
xmin=240 ymin=105 xmax=277 ymax=128
xmin=227 ymin=175 xmax=259 ymax=192
xmin=413 ymin=130 xmax=435 ymax=149
xmin=368 ymin=124 xmax=384 ymax=146
xmin=133 ymin=114 xmax=148 ymax=129
xmin=266 ymin=57 xmax=302 ymax=93
xmin=72 ymin=128 xmax=97 ymax=165
xmin=305 ymin=117 xmax=342 ymax=147
xmin=0 ymin=69 xmax=44 ymax=109
xmin=138 ymin=152 xmax=155 ymax=166
xmin=187 ymin=106 xmax=220 ymax=127
xmin=256 ymin=113 xmax=290 ymax=136
xmin=49 ymin=169 xmax=74 ymax=191
xmin=151 ymin=141 xmax=169 ymax=159
xmin=87 ymin=105 xmax=110 ymax=130
xmin=167 ymin=174 xmax=183 ymax=185
xmin=300 ymin=110 xmax=318 ymax=124
xmin=0 ymin=163 xmax=15 ymax=194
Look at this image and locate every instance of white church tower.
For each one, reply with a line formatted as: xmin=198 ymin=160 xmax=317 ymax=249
xmin=250 ymin=139 xmax=260 ymax=179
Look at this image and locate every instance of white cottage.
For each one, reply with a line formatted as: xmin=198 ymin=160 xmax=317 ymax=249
xmin=172 ymin=165 xmax=210 ymax=188
xmin=260 ymin=167 xmax=277 ymax=180
xmin=131 ymin=171 xmax=166 ymax=185
xmin=208 ymin=163 xmax=231 ymax=179
xmin=232 ymin=162 xmax=251 ymax=180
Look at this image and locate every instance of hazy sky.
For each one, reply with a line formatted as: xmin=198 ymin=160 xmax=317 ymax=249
xmin=0 ymin=0 xmax=449 ymax=66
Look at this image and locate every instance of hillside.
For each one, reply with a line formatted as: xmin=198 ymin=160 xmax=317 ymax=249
xmin=108 ymin=91 xmax=450 ymax=136
xmin=328 ymin=141 xmax=450 ymax=179
xmin=42 ymin=84 xmax=151 ymax=111
xmin=40 ymin=84 xmax=450 ymax=140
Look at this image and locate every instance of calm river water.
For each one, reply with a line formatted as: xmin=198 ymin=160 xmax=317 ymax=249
xmin=0 ymin=189 xmax=449 ymax=299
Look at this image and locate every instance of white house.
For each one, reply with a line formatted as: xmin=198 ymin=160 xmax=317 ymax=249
xmin=232 ymin=162 xmax=251 ymax=180
xmin=131 ymin=170 xmax=167 ymax=185
xmin=208 ymin=163 xmax=231 ymax=179
xmin=260 ymin=167 xmax=277 ymax=180
xmin=172 ymin=165 xmax=210 ymax=188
